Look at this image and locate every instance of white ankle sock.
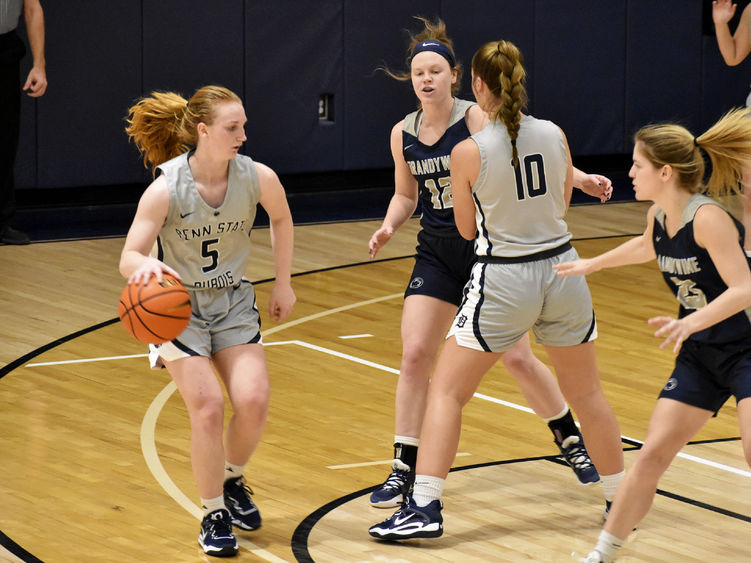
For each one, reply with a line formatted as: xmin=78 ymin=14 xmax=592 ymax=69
xmin=594 ymin=529 xmax=623 ymax=562
xmin=600 ymin=470 xmax=625 ymax=502
xmin=412 ymin=474 xmax=444 ymax=507
xmin=200 ymin=495 xmax=226 ymax=515
xmin=224 ymin=461 xmax=245 ymax=483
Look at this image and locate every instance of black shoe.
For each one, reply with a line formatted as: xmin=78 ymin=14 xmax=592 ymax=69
xmin=369 ymin=496 xmax=443 ymax=540
xmin=0 ymin=226 xmax=30 ymax=245
xmin=369 ymin=459 xmax=414 ymax=508
xmin=223 ymin=476 xmax=262 ymax=530
xmin=558 ymin=434 xmax=600 ymax=485
xmin=198 ymin=509 xmax=238 ymax=557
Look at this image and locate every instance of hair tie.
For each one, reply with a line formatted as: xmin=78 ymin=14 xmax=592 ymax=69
xmin=510 ymin=139 xmax=517 ymax=146
xmin=411 ymin=40 xmax=456 ymax=67
xmin=693 ymin=137 xmax=700 ymax=147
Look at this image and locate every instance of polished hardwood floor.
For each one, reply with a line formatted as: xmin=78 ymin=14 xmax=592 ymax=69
xmin=2 ymin=200 xmax=750 ymax=562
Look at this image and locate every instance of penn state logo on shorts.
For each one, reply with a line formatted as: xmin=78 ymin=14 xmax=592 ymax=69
xmin=409 ymin=277 xmax=424 ymax=289
xmin=663 ymin=378 xmax=678 ymax=392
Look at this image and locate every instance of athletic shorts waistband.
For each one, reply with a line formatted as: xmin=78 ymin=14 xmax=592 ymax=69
xmin=476 ymin=242 xmax=572 ymax=264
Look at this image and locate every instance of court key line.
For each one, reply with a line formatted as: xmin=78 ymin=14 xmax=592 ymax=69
xmin=135 ymin=291 xmax=751 ymax=560
xmin=139 ymin=292 xmax=401 ymax=562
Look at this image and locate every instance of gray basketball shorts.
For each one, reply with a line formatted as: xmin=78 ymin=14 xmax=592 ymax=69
xmin=447 ymin=246 xmax=597 ymax=353
xmin=149 ymin=279 xmax=262 ymax=368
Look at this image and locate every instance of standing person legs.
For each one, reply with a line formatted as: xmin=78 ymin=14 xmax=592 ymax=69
xmin=167 ymin=355 xmax=239 ymax=557
xmin=545 ymin=343 xmax=624 ymax=478
xmin=370 ymin=294 xmax=456 ymax=507
xmin=165 ymin=343 xmax=269 ymax=557
xmin=505 ymin=334 xmax=600 ymax=484
xmin=0 ymin=51 xmax=27 ymax=245
xmin=583 ymin=399 xmax=712 ymax=562
xmin=369 ymin=337 xmax=501 ymax=539
xmin=213 ymin=343 xmax=269 ymax=531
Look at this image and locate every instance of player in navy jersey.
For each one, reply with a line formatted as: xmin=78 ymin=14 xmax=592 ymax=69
xmin=121 ymin=86 xmax=295 ymax=557
xmin=555 ymin=108 xmax=751 ymax=562
xmin=369 ymin=26 xmax=621 ymax=540
xmin=370 ymin=37 xmax=626 ymax=542
xmin=368 ymin=17 xmax=615 ymax=510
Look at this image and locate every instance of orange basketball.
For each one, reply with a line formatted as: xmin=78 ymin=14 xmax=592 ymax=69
xmin=118 ymin=274 xmax=192 ymax=344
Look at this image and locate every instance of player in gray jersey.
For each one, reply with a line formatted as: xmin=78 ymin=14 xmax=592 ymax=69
xmin=370 ymin=39 xmax=624 ymax=543
xmin=367 ymin=17 xmax=613 ymax=515
xmin=556 ymin=109 xmax=751 ymax=562
xmin=121 ymin=86 xmax=295 ymax=557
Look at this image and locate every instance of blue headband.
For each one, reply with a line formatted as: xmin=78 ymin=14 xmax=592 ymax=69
xmin=411 ymin=40 xmax=456 ymax=68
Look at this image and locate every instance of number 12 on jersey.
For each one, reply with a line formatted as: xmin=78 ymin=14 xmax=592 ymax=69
xmin=424 ymin=177 xmax=453 ymax=209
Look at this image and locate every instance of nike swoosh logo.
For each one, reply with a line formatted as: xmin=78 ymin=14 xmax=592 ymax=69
xmin=393 ymin=513 xmax=414 ymax=526
xmin=404 ymin=144 xmax=415 ymax=150
xmin=180 ymin=211 xmax=194 ymax=219
xmin=655 ymin=236 xmax=661 ymax=242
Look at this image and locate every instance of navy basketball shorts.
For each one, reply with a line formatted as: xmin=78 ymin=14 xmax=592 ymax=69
xmin=403 ymin=230 xmax=476 ymax=307
xmin=659 ymin=337 xmax=751 ymax=414
xmin=149 ymin=279 xmax=262 ymax=368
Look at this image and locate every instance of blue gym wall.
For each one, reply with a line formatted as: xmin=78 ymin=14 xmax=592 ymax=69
xmin=13 ymin=0 xmax=751 ymax=194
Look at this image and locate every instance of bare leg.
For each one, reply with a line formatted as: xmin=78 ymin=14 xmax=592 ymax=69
xmin=394 ymin=295 xmax=458 ymax=438
xmin=166 ymin=355 xmax=227 ymax=499
xmin=544 ymin=342 xmax=623 ymax=476
xmin=502 ymin=332 xmax=566 ymax=419
xmin=415 ymin=337 xmax=502 ymax=478
xmin=604 ymin=398 xmax=711 ymax=539
xmin=213 ymin=343 xmax=270 ymax=466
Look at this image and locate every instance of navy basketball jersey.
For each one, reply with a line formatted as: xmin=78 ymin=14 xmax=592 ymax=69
xmin=653 ymin=194 xmax=751 ymax=343
xmin=402 ymin=98 xmax=474 ymax=235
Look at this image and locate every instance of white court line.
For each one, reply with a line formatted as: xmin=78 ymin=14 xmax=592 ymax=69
xmin=338 ymin=333 xmax=373 ymax=339
xmin=130 ymin=290 xmax=749 ymax=560
xmin=277 ymin=341 xmax=751 ymax=479
xmin=26 ymin=353 xmax=148 ymax=367
xmin=139 ymin=292 xmax=401 ymax=562
xmin=328 ymin=452 xmax=471 ymax=470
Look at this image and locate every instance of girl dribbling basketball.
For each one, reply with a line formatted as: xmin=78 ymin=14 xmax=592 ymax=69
xmin=120 ymin=85 xmax=295 ymax=557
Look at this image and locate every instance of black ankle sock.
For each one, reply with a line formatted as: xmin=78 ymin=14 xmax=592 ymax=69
xmin=394 ymin=442 xmax=418 ymax=470
xmin=547 ymin=409 xmax=579 ymax=445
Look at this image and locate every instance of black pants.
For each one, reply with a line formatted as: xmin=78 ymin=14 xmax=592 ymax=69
xmin=0 ymin=31 xmax=26 ymax=229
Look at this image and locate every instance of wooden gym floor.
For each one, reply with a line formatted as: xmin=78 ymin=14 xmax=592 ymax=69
xmin=2 ymin=200 xmax=751 ymax=562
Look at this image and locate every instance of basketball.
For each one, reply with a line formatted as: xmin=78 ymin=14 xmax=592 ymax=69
xmin=118 ymin=274 xmax=192 ymax=344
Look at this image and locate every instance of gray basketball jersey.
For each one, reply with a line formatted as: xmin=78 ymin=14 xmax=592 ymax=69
xmin=155 ymin=152 xmax=261 ymax=290
xmin=471 ymin=116 xmax=571 ymax=258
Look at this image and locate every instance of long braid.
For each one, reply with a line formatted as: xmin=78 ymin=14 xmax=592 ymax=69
xmin=472 ymin=40 xmax=528 ymax=168
xmin=495 ymin=42 xmax=526 ymax=167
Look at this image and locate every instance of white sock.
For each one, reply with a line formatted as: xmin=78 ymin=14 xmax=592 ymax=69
xmin=224 ymin=461 xmax=245 ymax=482
xmin=600 ymin=470 xmax=625 ymax=502
xmin=394 ymin=435 xmax=420 ymax=447
xmin=542 ymin=405 xmax=569 ymax=423
xmin=200 ymin=495 xmax=226 ymax=515
xmin=594 ymin=529 xmax=624 ymax=562
xmin=412 ymin=474 xmax=444 ymax=507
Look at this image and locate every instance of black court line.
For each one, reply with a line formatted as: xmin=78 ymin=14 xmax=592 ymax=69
xmin=290 ymin=441 xmax=751 ymax=562
xmin=0 ymin=320 xmax=120 ymax=561
xmin=0 ymin=259 xmax=741 ymax=562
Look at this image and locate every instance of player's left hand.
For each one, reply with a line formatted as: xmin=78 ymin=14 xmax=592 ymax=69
xmin=578 ymin=173 xmax=613 ymax=203
xmin=647 ymin=315 xmax=696 ymax=354
xmin=268 ymin=282 xmax=296 ymax=321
